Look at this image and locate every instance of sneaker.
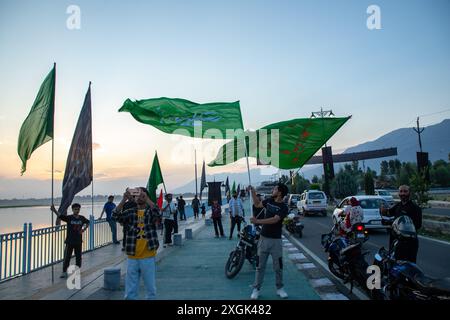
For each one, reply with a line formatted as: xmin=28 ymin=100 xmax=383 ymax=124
xmin=250 ymin=288 xmax=260 ymax=300
xmin=276 ymin=287 xmax=288 ymax=299
xmin=60 ymin=272 xmax=67 ymax=279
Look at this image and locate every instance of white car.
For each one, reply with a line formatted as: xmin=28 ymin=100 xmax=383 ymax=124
xmin=297 ymin=190 xmax=328 ymax=216
xmin=332 ymin=195 xmax=389 ymax=230
xmin=374 ymin=189 xmax=395 ymax=207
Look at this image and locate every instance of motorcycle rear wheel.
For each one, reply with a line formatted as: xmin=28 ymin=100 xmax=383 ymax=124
xmin=225 ymin=248 xmax=245 ymax=279
xmin=328 ymin=259 xmax=346 ymax=280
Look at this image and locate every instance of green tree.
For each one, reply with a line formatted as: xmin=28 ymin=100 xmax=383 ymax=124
xmin=410 ymin=171 xmax=430 ymax=207
xmin=364 ymin=170 xmax=375 ymax=195
xmin=331 ymin=169 xmax=358 ymax=199
xmin=312 ymin=175 xmax=319 ymax=184
xmin=380 ymin=161 xmax=389 ymax=176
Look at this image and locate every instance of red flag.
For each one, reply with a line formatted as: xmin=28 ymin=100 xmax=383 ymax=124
xmin=157 ymin=189 xmax=163 ymax=209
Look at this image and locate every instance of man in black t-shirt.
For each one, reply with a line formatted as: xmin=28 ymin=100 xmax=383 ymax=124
xmin=51 ymin=203 xmax=90 ymax=278
xmin=249 ymin=183 xmax=289 ymax=300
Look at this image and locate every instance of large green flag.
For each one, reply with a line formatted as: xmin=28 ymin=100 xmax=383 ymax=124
xmin=208 ymin=117 xmax=350 ymax=170
xmin=147 ymin=151 xmax=165 ymax=203
xmin=231 ymin=181 xmax=236 ymax=194
xmin=18 ymin=65 xmax=56 ymax=175
xmin=119 ymin=97 xmax=243 ymax=137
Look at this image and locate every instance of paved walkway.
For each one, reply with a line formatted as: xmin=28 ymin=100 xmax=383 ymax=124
xmin=0 ymin=200 xmax=320 ymax=300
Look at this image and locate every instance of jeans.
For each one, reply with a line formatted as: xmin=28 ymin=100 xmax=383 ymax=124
xmin=179 ymin=208 xmax=186 ymax=220
xmin=125 ymin=257 xmax=156 ymax=300
xmin=213 ymin=217 xmax=224 ymax=236
xmin=253 ymin=236 xmax=283 ymax=290
xmin=229 ymin=216 xmax=242 ymax=238
xmin=107 ymin=219 xmax=118 ymax=243
xmin=164 ymin=219 xmax=175 ymax=244
xmin=63 ymin=243 xmax=82 ymax=272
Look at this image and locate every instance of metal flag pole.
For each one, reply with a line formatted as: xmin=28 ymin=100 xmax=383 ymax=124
xmin=195 ymin=149 xmax=198 ymax=197
xmin=238 ymin=107 xmax=254 ymax=213
xmin=156 ymin=151 xmax=167 ymax=194
xmin=50 ymin=62 xmax=56 ymax=284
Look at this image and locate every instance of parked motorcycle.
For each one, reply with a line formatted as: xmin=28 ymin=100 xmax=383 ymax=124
xmin=284 ymin=212 xmax=304 ymax=238
xmin=321 ymin=219 xmax=377 ymax=297
xmin=225 ymin=220 xmax=261 ymax=279
xmin=373 ymin=215 xmax=450 ymax=300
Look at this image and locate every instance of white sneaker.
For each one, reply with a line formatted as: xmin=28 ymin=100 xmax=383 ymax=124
xmin=250 ymin=288 xmax=260 ymax=300
xmin=276 ymin=287 xmax=288 ymax=299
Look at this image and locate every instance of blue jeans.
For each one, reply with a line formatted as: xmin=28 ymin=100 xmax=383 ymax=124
xmin=107 ymin=219 xmax=118 ymax=243
xmin=125 ymin=257 xmax=156 ymax=300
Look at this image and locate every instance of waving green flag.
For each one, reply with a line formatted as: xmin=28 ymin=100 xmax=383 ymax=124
xmin=231 ymin=181 xmax=236 ymax=194
xmin=17 ymin=65 xmax=55 ymax=174
xmin=147 ymin=151 xmax=165 ymax=203
xmin=209 ymin=117 xmax=350 ymax=170
xmin=119 ymin=97 xmax=243 ymax=137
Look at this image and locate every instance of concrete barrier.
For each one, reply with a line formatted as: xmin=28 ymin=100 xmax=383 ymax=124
xmin=423 ymin=219 xmax=450 ymax=236
xmin=103 ymin=268 xmax=121 ymax=290
xmin=173 ymin=233 xmax=182 ymax=246
xmin=185 ymin=228 xmax=193 ymax=239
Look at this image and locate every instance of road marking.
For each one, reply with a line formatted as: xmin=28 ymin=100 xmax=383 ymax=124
xmin=418 ymin=235 xmax=450 ymax=246
xmin=288 ymin=253 xmax=306 ymax=261
xmin=285 ymin=231 xmax=369 ymax=300
xmin=310 ymin=278 xmax=334 ymax=288
xmin=296 ymin=262 xmax=316 ymax=270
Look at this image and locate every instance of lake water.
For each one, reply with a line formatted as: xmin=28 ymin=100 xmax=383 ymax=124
xmin=0 ymin=196 xmax=220 ymax=234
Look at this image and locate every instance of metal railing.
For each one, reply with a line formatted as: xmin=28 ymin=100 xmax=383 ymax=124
xmin=0 ymin=217 xmax=119 ymax=283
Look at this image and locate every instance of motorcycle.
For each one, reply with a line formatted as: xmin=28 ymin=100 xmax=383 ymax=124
xmin=284 ymin=211 xmax=304 ymax=238
xmin=321 ymin=218 xmax=375 ymax=296
xmin=225 ymin=219 xmax=261 ymax=279
xmin=373 ymin=215 xmax=450 ymax=300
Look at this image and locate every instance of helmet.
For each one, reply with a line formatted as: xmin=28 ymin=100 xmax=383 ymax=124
xmin=391 ymin=215 xmax=417 ymax=239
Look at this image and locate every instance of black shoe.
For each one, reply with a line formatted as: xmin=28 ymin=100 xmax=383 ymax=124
xmin=121 ymin=247 xmax=125 ymax=251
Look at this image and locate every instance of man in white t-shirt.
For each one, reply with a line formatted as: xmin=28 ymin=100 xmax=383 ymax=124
xmin=161 ymin=193 xmax=177 ymax=247
xmin=228 ymin=191 xmax=244 ymax=239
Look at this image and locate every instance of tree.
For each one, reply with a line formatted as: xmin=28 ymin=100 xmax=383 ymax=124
xmin=331 ymin=169 xmax=358 ymax=199
xmin=312 ymin=175 xmax=319 ymax=184
xmin=380 ymin=161 xmax=389 ymax=176
xmin=364 ymin=170 xmax=375 ymax=195
xmin=292 ymin=173 xmax=310 ymax=194
xmin=410 ymin=171 xmax=430 ymax=207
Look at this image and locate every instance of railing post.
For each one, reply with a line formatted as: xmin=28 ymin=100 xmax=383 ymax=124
xmin=89 ymin=215 xmax=95 ymax=251
xmin=22 ymin=223 xmax=27 ymax=275
xmin=27 ymin=223 xmax=32 ymax=274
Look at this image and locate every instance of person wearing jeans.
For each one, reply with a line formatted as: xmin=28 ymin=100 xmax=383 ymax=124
xmin=211 ymin=199 xmax=225 ymax=237
xmin=100 ymin=195 xmax=120 ymax=244
xmin=162 ymin=193 xmax=177 ymax=247
xmin=249 ymin=183 xmax=289 ymax=300
xmin=113 ymin=187 xmax=160 ymax=300
xmin=228 ymin=191 xmax=243 ymax=239
xmin=50 ymin=203 xmax=90 ymax=278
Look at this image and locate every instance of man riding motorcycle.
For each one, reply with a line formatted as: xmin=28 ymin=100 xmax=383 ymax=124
xmin=337 ymin=197 xmax=364 ymax=238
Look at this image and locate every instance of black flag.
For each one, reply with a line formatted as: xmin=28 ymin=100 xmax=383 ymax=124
xmin=200 ymin=160 xmax=207 ymax=200
xmin=207 ymin=182 xmax=223 ymax=206
xmin=57 ymin=83 xmax=93 ymax=218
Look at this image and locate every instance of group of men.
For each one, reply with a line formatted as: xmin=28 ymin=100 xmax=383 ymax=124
xmin=51 ymin=182 xmax=422 ymax=300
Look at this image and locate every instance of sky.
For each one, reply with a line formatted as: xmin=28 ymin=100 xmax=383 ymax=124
xmin=0 ymin=0 xmax=449 ymax=199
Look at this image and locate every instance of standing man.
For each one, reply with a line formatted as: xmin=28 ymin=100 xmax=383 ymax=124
xmin=113 ymin=187 xmax=160 ymax=300
xmin=249 ymin=183 xmax=289 ymax=300
xmin=192 ymin=195 xmax=200 ymax=219
xmin=50 ymin=203 xmax=90 ymax=278
xmin=100 ymin=195 xmax=120 ymax=244
xmin=211 ymin=199 xmax=225 ymax=238
xmin=381 ymin=185 xmax=422 ymax=262
xmin=162 ymin=193 xmax=177 ymax=247
xmin=228 ymin=191 xmax=244 ymax=239
xmin=178 ymin=196 xmax=186 ymax=221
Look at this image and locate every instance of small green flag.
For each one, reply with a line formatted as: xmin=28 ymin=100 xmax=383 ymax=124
xmin=18 ymin=65 xmax=56 ymax=175
xmin=119 ymin=97 xmax=244 ymax=137
xmin=231 ymin=181 xmax=236 ymax=194
xmin=147 ymin=151 xmax=165 ymax=203
xmin=209 ymin=117 xmax=350 ymax=170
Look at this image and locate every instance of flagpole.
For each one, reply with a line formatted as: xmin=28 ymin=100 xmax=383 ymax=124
xmin=156 ymin=151 xmax=167 ymax=194
xmin=239 ymin=110 xmax=253 ymax=211
xmin=195 ymin=149 xmax=198 ymax=197
xmin=50 ymin=63 xmax=56 ymax=284
xmin=90 ymin=82 xmax=94 ymax=218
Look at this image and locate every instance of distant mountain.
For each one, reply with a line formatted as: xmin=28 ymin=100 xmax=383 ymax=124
xmin=174 ymin=119 xmax=450 ymax=190
xmin=301 ymin=119 xmax=450 ymax=179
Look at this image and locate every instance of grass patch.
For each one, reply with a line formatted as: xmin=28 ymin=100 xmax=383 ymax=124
xmin=419 ymin=229 xmax=450 ymax=243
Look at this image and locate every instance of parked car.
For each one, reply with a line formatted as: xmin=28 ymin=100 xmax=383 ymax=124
xmin=288 ymin=194 xmax=301 ymax=210
xmin=332 ymin=195 xmax=389 ymax=230
xmin=374 ymin=189 xmax=395 ymax=207
xmin=297 ymin=190 xmax=328 ymax=216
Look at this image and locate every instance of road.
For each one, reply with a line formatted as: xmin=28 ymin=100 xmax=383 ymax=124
xmin=297 ymin=212 xmax=450 ymax=280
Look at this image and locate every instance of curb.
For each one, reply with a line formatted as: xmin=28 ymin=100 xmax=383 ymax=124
xmin=282 ymin=229 xmax=369 ymax=301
